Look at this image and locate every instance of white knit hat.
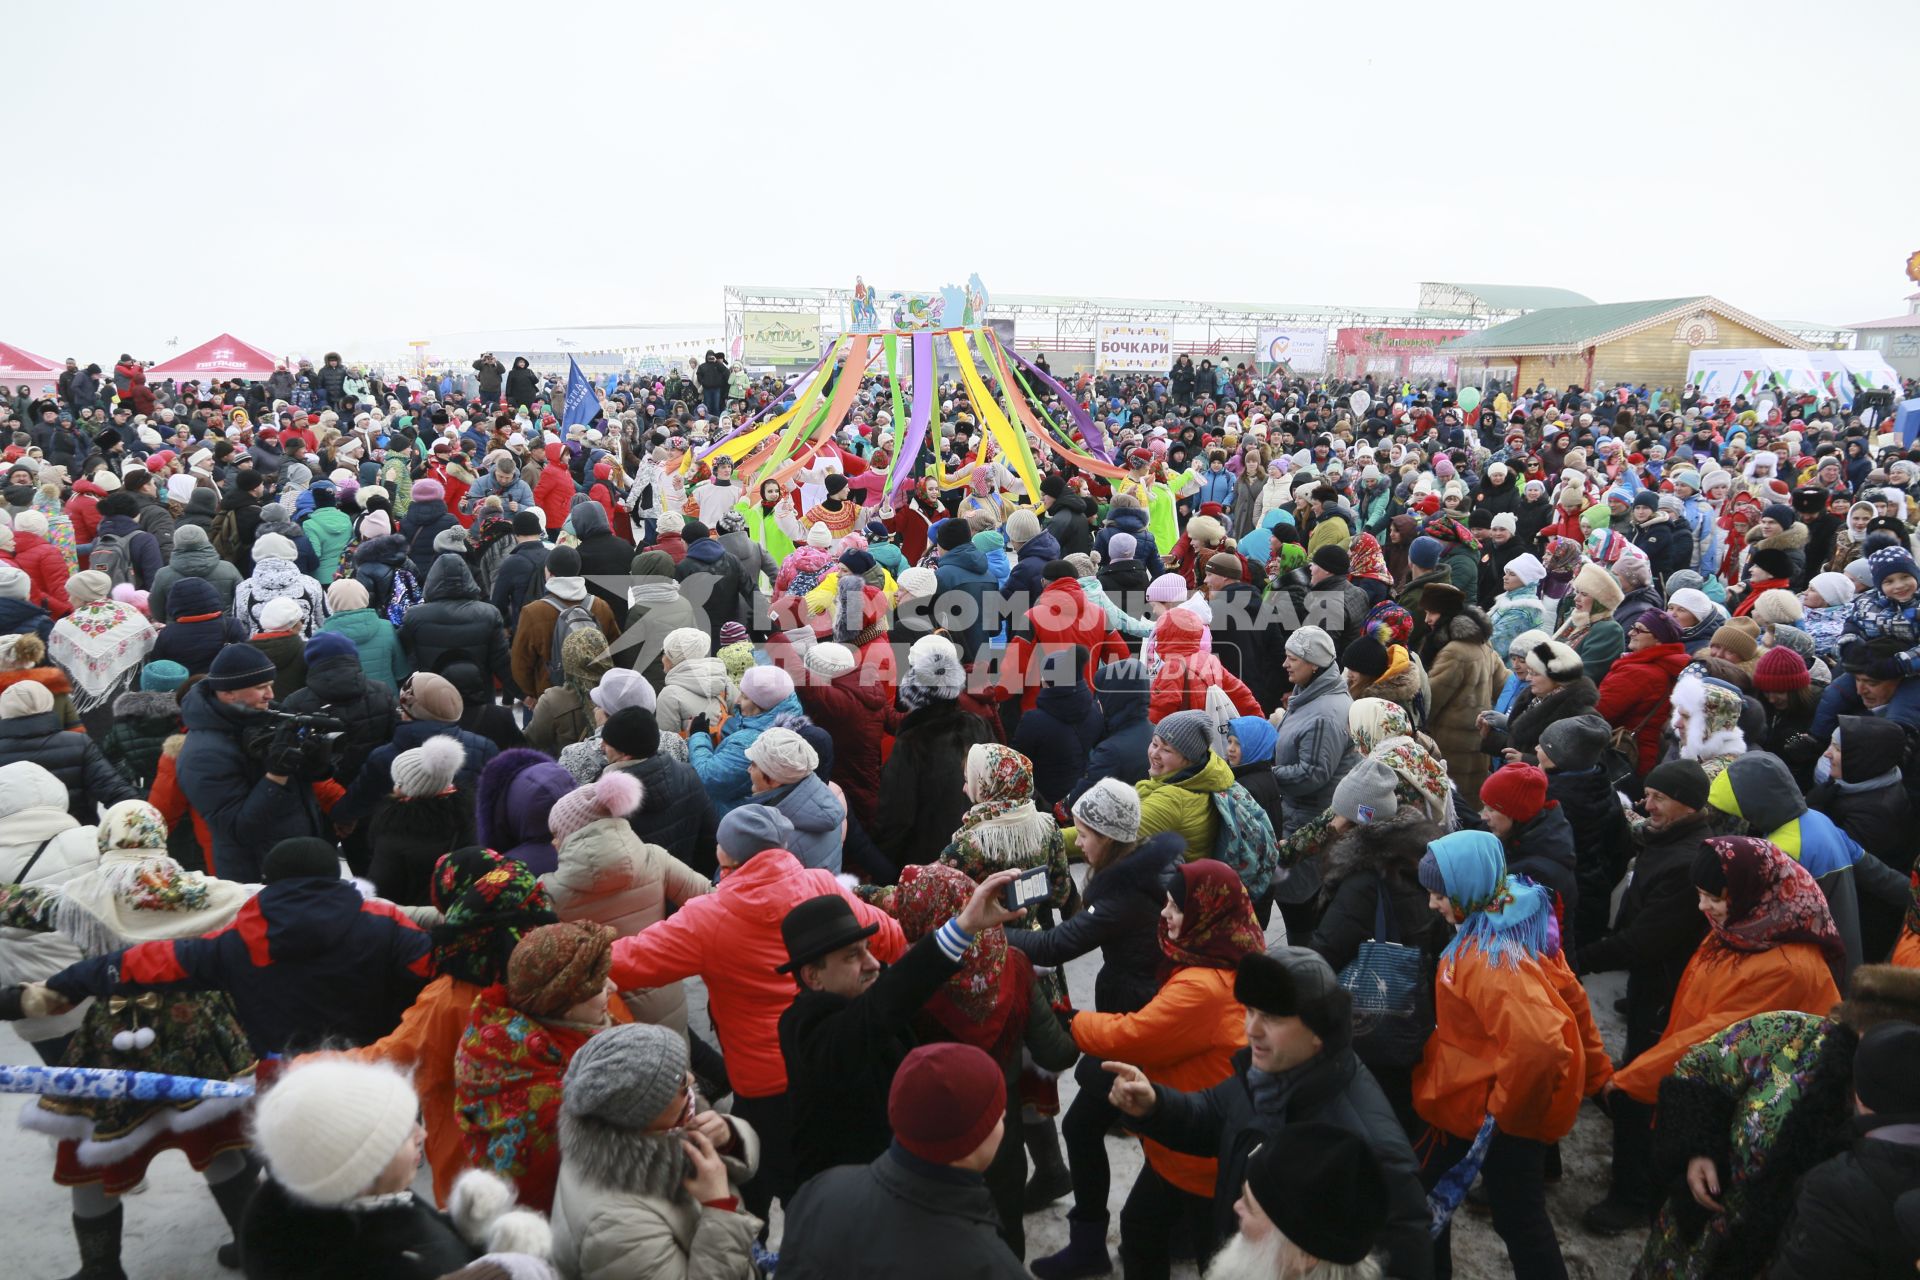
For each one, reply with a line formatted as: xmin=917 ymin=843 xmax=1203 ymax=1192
xmin=745 ymin=726 xmax=818 ymax=784
xmin=896 ymin=566 xmax=938 ymax=599
xmin=0 ymin=564 xmax=28 ymax=601
xmin=390 ymin=734 xmax=464 ymax=799
xmin=259 ymin=597 xmax=304 ymax=632
xmin=252 ymin=1058 xmax=419 ymax=1207
xmin=804 ymin=642 xmax=856 ymax=680
xmin=1071 ymin=778 xmax=1141 ymax=843
xmin=806 ymin=521 xmax=832 ymax=550
xmin=253 ymin=532 xmax=297 ymax=561
xmin=661 ymin=627 xmax=711 ymax=666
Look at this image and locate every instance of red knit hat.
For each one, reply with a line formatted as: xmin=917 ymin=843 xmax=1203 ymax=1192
xmin=1479 ymin=764 xmax=1549 ymax=825
xmin=1753 ymin=645 xmax=1810 ymax=693
xmin=888 ymin=1042 xmax=1006 ymax=1164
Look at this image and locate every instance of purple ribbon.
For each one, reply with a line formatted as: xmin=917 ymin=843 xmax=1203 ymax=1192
xmin=695 ymin=345 xmax=834 ymax=463
xmin=999 ymin=345 xmax=1113 ymax=463
xmin=888 ymin=333 xmax=937 ymax=502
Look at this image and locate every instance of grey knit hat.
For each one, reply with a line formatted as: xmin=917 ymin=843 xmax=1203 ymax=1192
xmin=561 ymin=1022 xmax=688 ymax=1130
xmin=1331 ymin=756 xmax=1400 ymax=825
xmin=716 ymin=804 xmax=796 ymax=861
xmin=1071 ymin=778 xmax=1141 ymax=843
xmin=1538 ymin=713 xmax=1611 ymax=772
xmin=1285 ymin=625 xmax=1336 ymax=668
xmin=1153 ymin=709 xmax=1215 ymax=765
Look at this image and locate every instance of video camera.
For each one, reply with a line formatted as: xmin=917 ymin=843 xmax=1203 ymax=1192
xmin=244 ymin=707 xmax=348 ymax=779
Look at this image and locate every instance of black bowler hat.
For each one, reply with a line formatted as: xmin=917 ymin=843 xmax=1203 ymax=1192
xmin=777 ymin=894 xmax=879 ymax=975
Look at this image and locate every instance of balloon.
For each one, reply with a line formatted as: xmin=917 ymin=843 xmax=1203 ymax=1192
xmin=1349 ymin=390 xmax=1371 ymax=416
xmin=1458 ymin=387 xmax=1481 ymax=413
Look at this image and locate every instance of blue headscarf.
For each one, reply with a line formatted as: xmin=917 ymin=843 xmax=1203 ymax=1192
xmin=1420 ymin=831 xmax=1552 ymax=969
xmin=1226 ymin=715 xmax=1277 ymax=766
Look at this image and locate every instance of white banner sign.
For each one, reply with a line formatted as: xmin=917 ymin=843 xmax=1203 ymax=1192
xmin=1096 ymin=324 xmax=1172 ymax=372
xmin=1686 ymin=348 xmax=1904 ymax=407
xmin=1254 ymin=326 xmax=1328 ymax=372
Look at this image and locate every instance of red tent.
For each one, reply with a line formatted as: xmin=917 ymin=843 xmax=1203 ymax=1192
xmin=144 ymin=332 xmax=282 ymax=382
xmin=0 ymin=341 xmax=63 ymax=388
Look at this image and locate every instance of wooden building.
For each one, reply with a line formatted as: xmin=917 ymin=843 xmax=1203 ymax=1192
xmin=1442 ymin=296 xmax=1809 ymax=392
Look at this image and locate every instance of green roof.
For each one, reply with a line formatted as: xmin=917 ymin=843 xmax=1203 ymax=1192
xmin=1430 ymin=283 xmax=1596 ymax=310
xmin=1443 ymin=297 xmax=1708 ymax=353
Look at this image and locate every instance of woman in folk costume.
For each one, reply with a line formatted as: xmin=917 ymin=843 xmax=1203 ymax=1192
xmin=1413 ymin=829 xmax=1611 ymax=1280
xmin=887 ymin=472 xmax=949 ymax=566
xmin=348 ymin=846 xmax=558 ymax=1204
xmin=48 ymin=570 xmax=158 ymax=739
xmin=873 ymin=861 xmax=1079 ymax=1262
xmin=0 ymin=799 xmax=259 ymax=1274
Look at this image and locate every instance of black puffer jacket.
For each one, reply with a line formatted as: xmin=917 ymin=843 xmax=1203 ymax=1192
xmin=350 ymin=533 xmax=415 ymax=616
xmin=396 ymin=557 xmax=510 ymax=690
xmin=175 ymin=680 xmax=328 ymax=882
xmin=569 ymin=504 xmax=635 ymax=628
xmin=99 ymin=690 xmax=182 ymax=792
xmin=281 ymin=653 xmax=401 ymax=785
xmin=1007 ymin=832 xmax=1183 ymax=1018
xmin=1504 ymin=802 xmax=1582 ymax=954
xmin=1309 ymin=809 xmax=1452 ymax=974
xmin=870 ymin=698 xmax=999 ymax=868
xmin=398 ymin=498 xmax=458 ymax=576
xmin=0 ymin=710 xmax=139 ymax=822
xmin=609 ymin=755 xmax=721 ymax=879
xmin=1547 ymin=761 xmax=1633 ymax=949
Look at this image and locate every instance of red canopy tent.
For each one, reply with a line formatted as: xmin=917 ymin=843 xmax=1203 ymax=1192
xmin=0 ymin=341 xmax=64 ymax=389
xmin=144 ymin=332 xmax=282 ymax=382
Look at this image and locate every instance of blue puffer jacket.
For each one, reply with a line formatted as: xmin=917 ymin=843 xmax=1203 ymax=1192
xmin=931 ymin=543 xmax=1000 ymax=664
xmin=1094 ymin=507 xmax=1165 ymax=579
xmin=750 ymin=773 xmax=845 ymax=872
xmin=1195 ymin=469 xmax=1236 ymax=511
xmin=46 ymin=876 xmax=432 ymax=1055
xmin=688 ymin=691 xmax=804 ymax=816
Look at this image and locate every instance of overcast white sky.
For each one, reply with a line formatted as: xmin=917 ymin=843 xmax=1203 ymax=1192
xmin=8 ymin=0 xmax=1916 ymax=362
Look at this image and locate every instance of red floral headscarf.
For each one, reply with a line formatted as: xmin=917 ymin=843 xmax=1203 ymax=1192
xmin=892 ymin=863 xmax=1031 ymax=1059
xmin=1159 ymin=860 xmax=1264 ymax=973
xmin=1700 ymin=836 xmax=1842 ymax=963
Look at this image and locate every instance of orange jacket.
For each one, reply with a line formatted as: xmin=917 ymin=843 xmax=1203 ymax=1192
xmin=1894 ymin=930 xmax=1920 ymax=970
xmin=1414 ymin=944 xmax=1610 ymax=1142
xmin=1612 ymin=941 xmax=1840 ymax=1103
xmin=348 ymin=973 xmax=485 ymax=1205
xmin=609 ymin=849 xmax=905 ymax=1099
xmin=1071 ymin=966 xmax=1245 ymax=1196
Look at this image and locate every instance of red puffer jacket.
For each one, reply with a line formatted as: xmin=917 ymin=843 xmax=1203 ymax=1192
xmin=1147 ymin=607 xmax=1260 ymax=724
xmin=1594 ymin=639 xmax=1694 ymax=772
xmin=797 ymin=667 xmax=895 ymax=829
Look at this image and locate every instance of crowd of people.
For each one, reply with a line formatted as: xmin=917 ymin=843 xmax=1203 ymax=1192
xmin=0 ymin=346 xmax=1918 ymax=1279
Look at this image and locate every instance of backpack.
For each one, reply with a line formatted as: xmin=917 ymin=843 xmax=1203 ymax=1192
xmin=210 ymin=508 xmax=242 ymax=563
xmin=547 ymin=599 xmax=597 ymax=687
xmin=385 ymin=566 xmax=422 ymax=626
xmin=89 ymin=532 xmax=137 ymax=591
xmin=1209 ymin=782 xmax=1279 ymax=901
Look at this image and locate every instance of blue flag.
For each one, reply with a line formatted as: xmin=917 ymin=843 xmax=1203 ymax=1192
xmin=561 ymin=358 xmax=601 ymax=433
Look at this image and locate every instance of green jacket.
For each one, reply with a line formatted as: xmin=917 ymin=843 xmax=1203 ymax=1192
xmin=1070 ymin=750 xmax=1235 ymax=861
xmin=302 ymin=506 xmax=354 ymax=585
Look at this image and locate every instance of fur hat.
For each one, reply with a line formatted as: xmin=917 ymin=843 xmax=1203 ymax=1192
xmin=1529 ymin=638 xmax=1583 ymax=681
xmin=391 ymin=734 xmax=466 ymax=799
xmin=1570 ymin=561 xmax=1624 ymax=611
xmin=1186 ymin=515 xmax=1225 ymax=548
xmin=1233 ymin=947 xmax=1351 ymax=1049
xmin=1838 ymin=965 xmax=1920 ymax=1033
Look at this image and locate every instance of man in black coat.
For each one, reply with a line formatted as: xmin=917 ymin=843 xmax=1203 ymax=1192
xmin=487 ymin=510 xmax=551 ymax=638
xmin=1109 ymin=946 xmax=1432 ymax=1279
xmin=175 ymin=645 xmax=330 ymax=883
xmin=568 ymin=500 xmax=635 ymax=628
xmin=778 ymin=867 xmax=1025 ymax=1186
xmin=1576 ymin=759 xmax=1712 ymax=1234
xmin=777 ymin=1041 xmax=1029 ymax=1280
xmin=674 ymin=519 xmax=745 ymax=645
xmin=398 ymin=557 xmax=511 ymax=693
xmin=1303 ymin=545 xmax=1371 ymax=657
